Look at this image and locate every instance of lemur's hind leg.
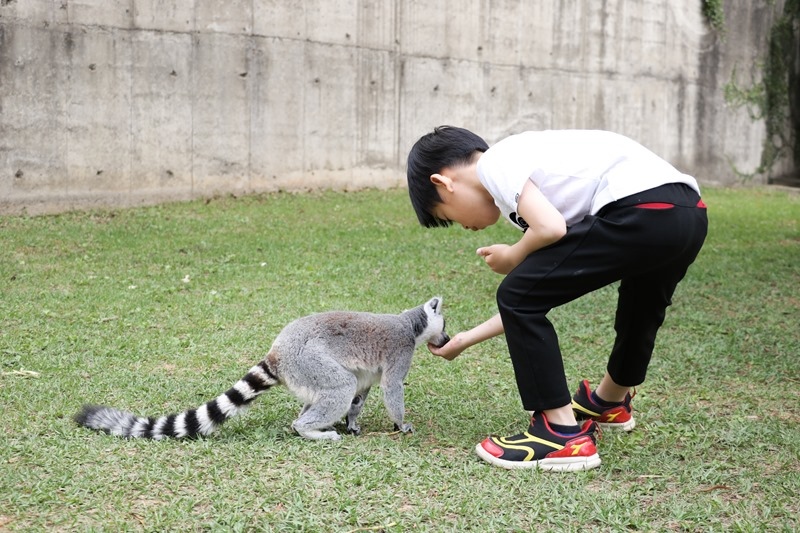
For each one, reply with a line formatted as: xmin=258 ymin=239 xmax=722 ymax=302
xmin=292 ymin=389 xmax=354 ymax=440
xmin=346 ymin=387 xmax=372 ymax=435
xmin=296 ymin=403 xmax=336 ymax=432
xmin=290 ymin=360 xmax=357 ymax=441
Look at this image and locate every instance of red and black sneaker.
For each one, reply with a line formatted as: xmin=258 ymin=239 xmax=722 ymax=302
xmin=571 ymin=379 xmax=636 ymax=431
xmin=474 ymin=411 xmax=601 ymax=471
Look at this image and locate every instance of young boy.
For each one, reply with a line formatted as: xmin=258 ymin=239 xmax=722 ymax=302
xmin=407 ymin=126 xmax=708 ymax=471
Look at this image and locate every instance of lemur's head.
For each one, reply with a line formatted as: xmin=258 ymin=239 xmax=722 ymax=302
xmin=414 ymin=296 xmax=449 ymax=348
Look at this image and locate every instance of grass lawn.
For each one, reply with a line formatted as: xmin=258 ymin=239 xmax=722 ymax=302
xmin=1 ymin=186 xmax=798 ymax=531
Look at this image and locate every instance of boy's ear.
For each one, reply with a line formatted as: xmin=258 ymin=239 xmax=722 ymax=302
xmin=430 ymin=173 xmax=454 ymax=192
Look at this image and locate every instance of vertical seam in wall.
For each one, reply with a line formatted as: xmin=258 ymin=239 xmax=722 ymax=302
xmin=65 ymin=26 xmax=72 ymax=201
xmin=394 ymin=0 xmax=402 ymax=168
xmin=246 ymin=35 xmax=252 ymax=192
xmin=301 ymin=0 xmax=307 ymax=180
xmin=355 ymin=3 xmax=362 ymax=171
xmin=62 ymin=2 xmax=72 ymax=202
xmin=248 ymin=0 xmax=255 ymax=191
xmin=190 ymin=1 xmax=196 ymax=197
xmin=128 ymin=0 xmax=135 ymax=205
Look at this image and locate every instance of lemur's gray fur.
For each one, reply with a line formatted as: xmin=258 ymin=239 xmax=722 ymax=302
xmin=75 ymin=297 xmax=449 ymax=441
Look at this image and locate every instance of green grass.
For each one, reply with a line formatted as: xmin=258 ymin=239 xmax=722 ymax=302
xmin=1 ymin=186 xmax=798 ymax=531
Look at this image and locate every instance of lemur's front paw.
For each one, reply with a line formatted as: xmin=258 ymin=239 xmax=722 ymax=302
xmin=394 ymin=422 xmax=414 ymax=434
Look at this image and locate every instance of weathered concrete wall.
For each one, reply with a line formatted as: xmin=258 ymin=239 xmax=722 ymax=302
xmin=0 ymin=0 xmax=790 ymax=214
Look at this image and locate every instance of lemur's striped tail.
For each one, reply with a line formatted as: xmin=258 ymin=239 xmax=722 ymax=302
xmin=75 ymin=361 xmax=279 ymax=439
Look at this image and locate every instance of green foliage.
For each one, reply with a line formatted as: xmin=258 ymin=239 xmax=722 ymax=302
xmin=764 ymin=0 xmax=800 ymax=168
xmin=724 ymin=0 xmax=799 ymax=179
xmin=723 ymin=66 xmax=766 ymax=120
xmin=702 ymin=0 xmax=726 ymax=33
xmin=1 ymin=188 xmax=799 ymax=531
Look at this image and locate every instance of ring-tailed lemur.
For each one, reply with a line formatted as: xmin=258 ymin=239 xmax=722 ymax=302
xmin=75 ymin=297 xmax=449 ymax=441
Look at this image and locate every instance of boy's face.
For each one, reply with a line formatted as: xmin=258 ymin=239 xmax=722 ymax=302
xmin=430 ymin=171 xmax=500 ymax=231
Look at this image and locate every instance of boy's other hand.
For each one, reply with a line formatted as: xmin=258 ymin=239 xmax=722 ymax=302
xmin=428 ymin=333 xmax=467 ymax=361
xmin=477 ymin=245 xmax=520 ymax=275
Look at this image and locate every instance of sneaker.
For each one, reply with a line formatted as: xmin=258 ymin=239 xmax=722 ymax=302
xmin=571 ymin=379 xmax=636 ymax=431
xmin=474 ymin=411 xmax=601 ymax=471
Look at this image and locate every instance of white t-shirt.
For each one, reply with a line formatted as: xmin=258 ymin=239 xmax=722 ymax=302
xmin=476 ymin=130 xmax=701 ymax=230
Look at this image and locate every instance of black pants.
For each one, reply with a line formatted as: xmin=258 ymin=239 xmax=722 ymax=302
xmin=496 ymin=183 xmax=708 ymax=412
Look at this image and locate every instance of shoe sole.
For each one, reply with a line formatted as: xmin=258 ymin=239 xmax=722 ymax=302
xmin=597 ymin=418 xmax=636 ymax=432
xmin=474 ymin=443 xmax=601 ymax=471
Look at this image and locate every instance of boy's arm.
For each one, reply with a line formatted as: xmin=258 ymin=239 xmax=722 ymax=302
xmin=478 ymin=180 xmax=566 ymax=275
xmin=428 ymin=313 xmax=504 ymax=360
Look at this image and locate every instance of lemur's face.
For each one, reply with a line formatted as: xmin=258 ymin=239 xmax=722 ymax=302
xmin=422 ymin=297 xmax=450 ymax=348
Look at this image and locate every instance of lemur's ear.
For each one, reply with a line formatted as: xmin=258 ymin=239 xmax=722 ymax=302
xmin=426 ymin=297 xmax=443 ymax=314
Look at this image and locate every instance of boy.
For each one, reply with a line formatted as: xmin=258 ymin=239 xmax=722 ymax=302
xmin=407 ymin=126 xmax=707 ymax=471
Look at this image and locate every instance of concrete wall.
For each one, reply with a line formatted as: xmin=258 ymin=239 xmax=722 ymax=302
xmin=0 ymin=0 xmax=790 ymax=214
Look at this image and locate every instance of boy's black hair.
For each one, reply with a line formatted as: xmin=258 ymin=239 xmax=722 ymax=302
xmin=406 ymin=126 xmax=489 ymax=228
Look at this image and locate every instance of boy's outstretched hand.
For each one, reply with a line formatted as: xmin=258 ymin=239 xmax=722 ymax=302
xmin=428 ymin=333 xmax=468 ymax=360
xmin=427 ymin=313 xmax=505 ymax=361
